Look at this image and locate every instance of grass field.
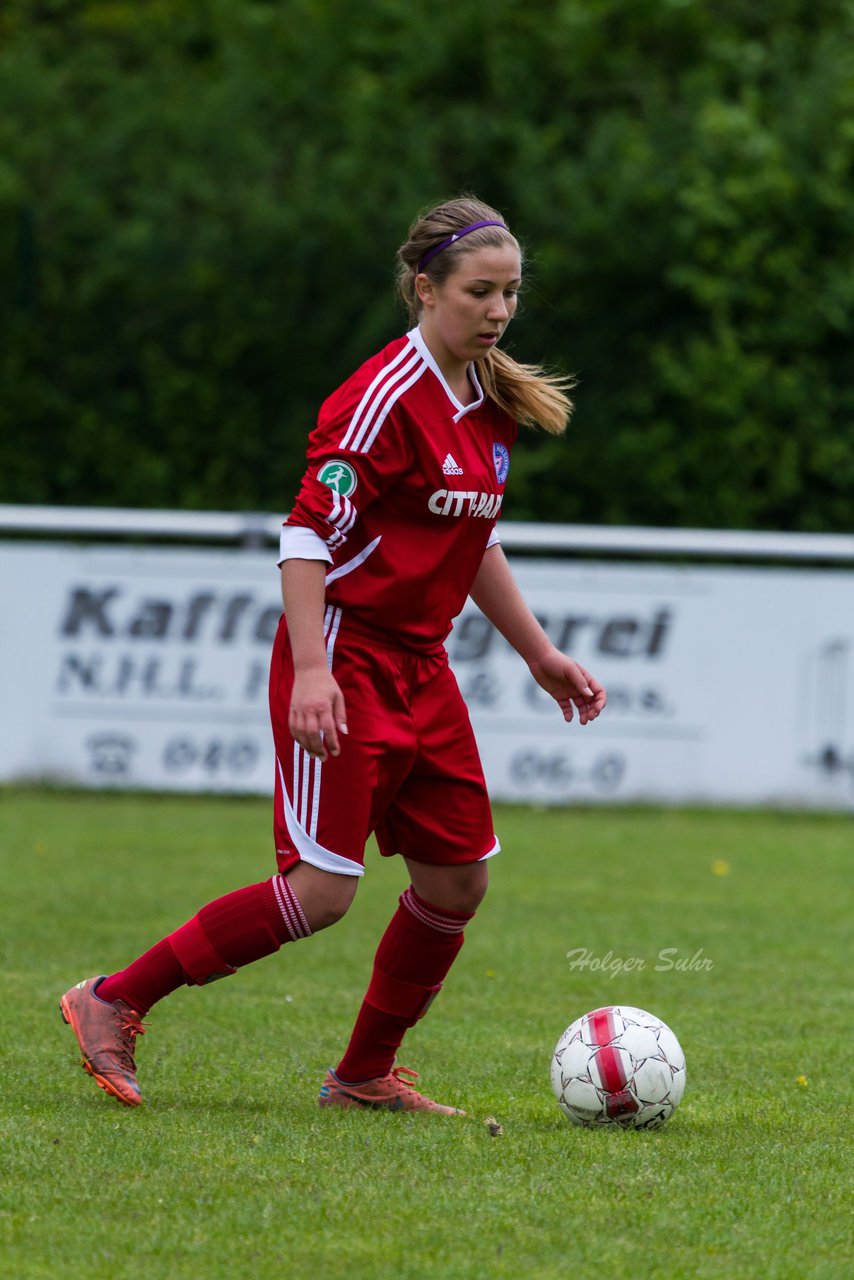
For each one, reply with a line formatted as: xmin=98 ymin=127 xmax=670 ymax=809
xmin=1 ymin=789 xmax=851 ymax=1280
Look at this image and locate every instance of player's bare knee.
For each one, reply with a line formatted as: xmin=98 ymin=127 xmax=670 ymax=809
xmin=311 ymin=885 xmax=356 ymax=931
xmin=453 ymin=875 xmax=488 ymax=915
xmin=405 ymin=859 xmax=489 ymax=915
xmin=285 ymin=862 xmax=358 ymax=932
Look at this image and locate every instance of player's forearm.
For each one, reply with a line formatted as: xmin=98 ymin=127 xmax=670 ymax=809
xmin=280 ymin=558 xmax=331 ymax=671
xmin=469 ymin=544 xmax=553 ymax=667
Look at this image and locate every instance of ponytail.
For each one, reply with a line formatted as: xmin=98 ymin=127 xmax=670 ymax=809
xmin=478 ymin=347 xmax=574 ymax=436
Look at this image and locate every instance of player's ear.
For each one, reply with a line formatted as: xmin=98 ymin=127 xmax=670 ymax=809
xmin=415 ymin=272 xmax=437 ymax=309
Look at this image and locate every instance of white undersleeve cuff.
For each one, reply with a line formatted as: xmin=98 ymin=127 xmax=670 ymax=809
xmin=278 ymin=524 xmax=333 ymax=567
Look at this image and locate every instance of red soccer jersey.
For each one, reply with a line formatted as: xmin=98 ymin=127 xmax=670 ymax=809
xmin=284 ymin=327 xmax=517 ymax=652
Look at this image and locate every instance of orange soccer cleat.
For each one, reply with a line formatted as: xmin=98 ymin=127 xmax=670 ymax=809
xmin=318 ymin=1065 xmax=465 ymax=1115
xmin=60 ymin=976 xmax=146 ymax=1107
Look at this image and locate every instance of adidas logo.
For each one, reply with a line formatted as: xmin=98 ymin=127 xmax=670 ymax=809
xmin=442 ymin=453 xmax=464 ymax=476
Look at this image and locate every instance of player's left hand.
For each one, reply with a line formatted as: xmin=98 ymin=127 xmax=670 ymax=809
xmin=528 ymin=647 xmax=607 ymax=726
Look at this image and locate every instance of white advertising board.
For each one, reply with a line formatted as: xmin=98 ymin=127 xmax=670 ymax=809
xmin=1 ymin=543 xmax=852 ymax=810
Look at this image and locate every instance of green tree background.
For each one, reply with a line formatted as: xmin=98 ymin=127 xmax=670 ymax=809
xmin=1 ymin=0 xmax=852 ymax=528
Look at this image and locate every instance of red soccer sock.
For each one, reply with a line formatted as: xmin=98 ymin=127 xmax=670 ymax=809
xmin=96 ymin=940 xmax=184 ymax=1017
xmin=335 ymin=886 xmax=474 ymax=1084
xmin=96 ymin=874 xmax=311 ymax=1015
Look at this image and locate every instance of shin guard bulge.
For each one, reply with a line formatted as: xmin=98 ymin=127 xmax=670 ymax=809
xmin=98 ymin=875 xmax=311 ymax=1013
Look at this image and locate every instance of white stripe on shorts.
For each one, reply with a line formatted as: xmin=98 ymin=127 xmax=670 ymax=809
xmin=280 ymin=604 xmax=360 ymax=875
xmin=276 ymin=754 xmax=363 ymax=877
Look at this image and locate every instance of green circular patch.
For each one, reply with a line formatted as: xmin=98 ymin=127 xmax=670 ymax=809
xmin=317 ymin=459 xmax=357 ymax=497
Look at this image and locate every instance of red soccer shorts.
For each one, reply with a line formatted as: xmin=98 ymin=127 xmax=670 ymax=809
xmin=268 ymin=607 xmax=500 ymax=877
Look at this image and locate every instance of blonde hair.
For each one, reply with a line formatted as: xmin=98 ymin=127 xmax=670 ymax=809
xmin=396 ymin=197 xmax=573 ymax=436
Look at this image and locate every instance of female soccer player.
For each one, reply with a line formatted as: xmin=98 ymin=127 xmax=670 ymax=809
xmin=60 ymin=196 xmax=607 ymax=1114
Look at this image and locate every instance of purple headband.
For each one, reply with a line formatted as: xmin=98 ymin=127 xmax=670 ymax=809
xmin=417 ymin=220 xmax=507 ymax=273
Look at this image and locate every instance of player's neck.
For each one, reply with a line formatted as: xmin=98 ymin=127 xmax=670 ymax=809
xmin=448 ymin=367 xmax=478 ymax=405
xmin=435 ymin=355 xmax=478 ymax=406
xmin=415 ymin=327 xmax=477 ymax=405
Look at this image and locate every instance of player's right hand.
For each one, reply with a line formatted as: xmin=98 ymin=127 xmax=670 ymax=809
xmin=289 ymin=668 xmax=349 ymax=761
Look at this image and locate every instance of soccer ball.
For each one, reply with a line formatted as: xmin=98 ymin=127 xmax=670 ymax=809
xmin=551 ymin=1005 xmax=686 ymax=1129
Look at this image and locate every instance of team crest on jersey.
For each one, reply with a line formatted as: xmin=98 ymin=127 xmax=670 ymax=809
xmin=492 ymin=443 xmax=510 ymax=484
xmin=317 ymin=459 xmax=357 ymax=496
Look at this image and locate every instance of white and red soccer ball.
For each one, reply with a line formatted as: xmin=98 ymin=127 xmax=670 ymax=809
xmin=551 ymin=1005 xmax=686 ymax=1129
